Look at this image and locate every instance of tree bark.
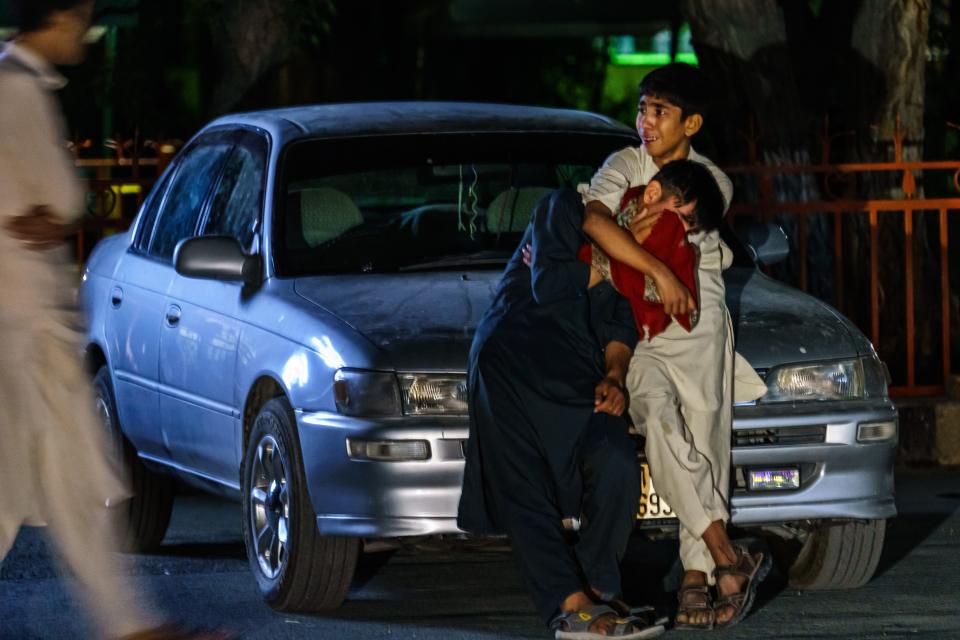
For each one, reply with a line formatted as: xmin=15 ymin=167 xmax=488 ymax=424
xmin=208 ymin=0 xmax=293 ymax=116
xmin=681 ymin=0 xmax=937 ymax=386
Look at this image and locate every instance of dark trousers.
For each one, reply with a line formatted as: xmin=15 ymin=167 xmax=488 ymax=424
xmin=473 ymin=349 xmax=640 ymax=623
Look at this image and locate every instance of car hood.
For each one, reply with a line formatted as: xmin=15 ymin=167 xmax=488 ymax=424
xmin=295 ymin=267 xmax=861 ymax=372
xmin=295 ymin=271 xmax=501 ymax=370
xmin=725 ymin=267 xmax=859 ymax=369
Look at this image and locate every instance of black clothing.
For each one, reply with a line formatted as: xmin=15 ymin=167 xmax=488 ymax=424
xmin=457 ymin=189 xmax=640 ymax=622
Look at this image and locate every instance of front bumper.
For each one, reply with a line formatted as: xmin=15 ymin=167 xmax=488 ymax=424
xmin=296 ymin=399 xmax=897 ymax=538
xmin=296 ymin=410 xmax=469 ymax=537
xmin=728 ymin=399 xmax=898 ymax=525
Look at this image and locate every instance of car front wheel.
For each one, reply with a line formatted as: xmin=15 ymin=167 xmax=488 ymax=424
xmin=241 ymin=397 xmax=359 ymax=612
xmin=786 ymin=519 xmax=886 ymax=590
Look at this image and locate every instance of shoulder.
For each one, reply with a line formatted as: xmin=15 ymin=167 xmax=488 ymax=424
xmin=602 ymin=145 xmax=642 ymax=169
xmin=0 ymin=63 xmax=39 ymax=92
xmin=688 ymin=148 xmax=733 ymax=208
xmin=0 ymin=66 xmax=46 ymax=113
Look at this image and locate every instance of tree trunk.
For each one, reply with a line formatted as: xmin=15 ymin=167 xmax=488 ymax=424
xmin=681 ymin=0 xmax=935 ymax=387
xmin=208 ymin=0 xmax=293 ymax=116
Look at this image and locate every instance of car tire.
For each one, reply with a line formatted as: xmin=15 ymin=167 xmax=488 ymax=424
xmin=93 ymin=366 xmax=175 ymax=552
xmin=786 ymin=519 xmax=886 ymax=590
xmin=241 ymin=397 xmax=359 ymax=612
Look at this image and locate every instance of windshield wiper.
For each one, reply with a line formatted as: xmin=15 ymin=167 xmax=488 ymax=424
xmin=399 ymin=252 xmax=509 ymax=272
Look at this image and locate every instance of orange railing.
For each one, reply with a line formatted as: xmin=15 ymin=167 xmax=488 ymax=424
xmin=72 ymin=136 xmax=180 ymax=260
xmin=723 ymin=118 xmax=958 ymax=397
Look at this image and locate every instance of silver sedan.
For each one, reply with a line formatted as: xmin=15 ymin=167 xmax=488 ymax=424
xmin=81 ymin=102 xmax=896 ymax=612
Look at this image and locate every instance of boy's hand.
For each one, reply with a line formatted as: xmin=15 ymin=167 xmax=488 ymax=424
xmin=653 ymin=267 xmax=696 ymax=316
xmin=594 ymin=376 xmax=627 ymax=416
xmin=4 ymin=206 xmax=75 ymax=251
xmin=521 ymin=243 xmax=533 ymax=267
xmin=629 ymin=206 xmax=661 ymax=244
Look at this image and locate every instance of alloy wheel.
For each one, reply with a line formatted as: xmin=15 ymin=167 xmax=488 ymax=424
xmin=249 ymin=434 xmax=291 ymax=579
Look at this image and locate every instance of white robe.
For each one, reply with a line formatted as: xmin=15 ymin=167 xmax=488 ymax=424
xmin=0 ymin=41 xmax=128 ymax=547
xmin=579 ymin=145 xmax=767 ymax=579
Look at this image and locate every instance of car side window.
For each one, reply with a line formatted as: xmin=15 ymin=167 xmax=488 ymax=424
xmin=133 ymin=167 xmax=175 ymax=252
xmin=147 ymin=133 xmax=234 ymax=261
xmin=203 ymin=131 xmax=267 ymax=252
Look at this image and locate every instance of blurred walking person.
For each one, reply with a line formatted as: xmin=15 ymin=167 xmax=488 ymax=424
xmin=0 ymin=2 xmax=228 ymax=638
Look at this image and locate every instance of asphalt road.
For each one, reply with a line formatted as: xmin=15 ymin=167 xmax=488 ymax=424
xmin=2 ymin=468 xmax=959 ymax=640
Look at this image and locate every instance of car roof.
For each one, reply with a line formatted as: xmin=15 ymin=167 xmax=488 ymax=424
xmin=205 ymin=101 xmax=638 ymax=144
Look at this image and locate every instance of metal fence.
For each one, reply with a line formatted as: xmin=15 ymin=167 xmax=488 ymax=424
xmin=723 ymin=118 xmax=958 ymax=397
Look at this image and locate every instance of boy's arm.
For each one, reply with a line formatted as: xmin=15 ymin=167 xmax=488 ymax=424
xmin=594 ymin=339 xmax=633 ymax=416
xmin=582 ymin=204 xmax=695 ymax=316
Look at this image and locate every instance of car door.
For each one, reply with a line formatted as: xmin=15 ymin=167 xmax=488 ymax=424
xmin=107 ymin=131 xmax=234 ymax=459
xmin=158 ymin=129 xmax=268 ymax=483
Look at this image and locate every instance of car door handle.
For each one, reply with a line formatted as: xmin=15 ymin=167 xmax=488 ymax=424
xmin=110 ymin=286 xmax=123 ymax=308
xmin=165 ymin=304 xmax=182 ymax=327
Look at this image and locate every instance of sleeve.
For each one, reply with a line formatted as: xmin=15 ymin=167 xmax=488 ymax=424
xmin=0 ymin=73 xmax=83 ymax=222
xmin=577 ymin=147 xmax=638 ymax=214
xmin=529 ymin=190 xmax=592 ymax=305
xmin=602 ymin=293 xmax=639 ymax=350
xmin=710 ymin=165 xmax=734 ymax=214
xmin=692 ymin=153 xmax=734 ymax=213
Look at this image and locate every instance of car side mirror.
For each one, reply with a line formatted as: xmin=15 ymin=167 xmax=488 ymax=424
xmin=735 ymin=221 xmax=790 ymax=266
xmin=174 ymin=236 xmax=261 ymax=287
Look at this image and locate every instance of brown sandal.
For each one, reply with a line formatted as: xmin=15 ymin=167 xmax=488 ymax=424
xmin=713 ymin=545 xmax=771 ymax=628
xmin=674 ymin=584 xmax=714 ymax=631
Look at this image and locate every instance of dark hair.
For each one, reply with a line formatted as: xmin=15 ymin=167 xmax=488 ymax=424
xmin=638 ymin=62 xmax=710 ymax=120
xmin=13 ymin=0 xmax=92 ymax=33
xmin=651 ymin=159 xmax=725 ymax=232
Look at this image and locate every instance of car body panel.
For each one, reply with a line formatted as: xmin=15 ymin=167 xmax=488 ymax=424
xmin=158 ymin=275 xmax=244 ymax=482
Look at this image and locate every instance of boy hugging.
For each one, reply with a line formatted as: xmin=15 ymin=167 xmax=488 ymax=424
xmin=578 ymin=63 xmax=769 ymax=630
xmin=576 ymin=159 xmax=724 ymax=343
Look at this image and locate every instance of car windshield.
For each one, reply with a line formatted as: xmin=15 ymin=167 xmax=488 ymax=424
xmin=276 ymin=132 xmax=637 ymax=276
xmin=276 ymin=131 xmax=756 ymax=276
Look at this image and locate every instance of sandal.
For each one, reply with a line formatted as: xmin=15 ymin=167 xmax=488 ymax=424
xmin=673 ymin=584 xmax=715 ymax=631
xmin=605 ymin=600 xmax=669 ymax=629
xmin=550 ymin=604 xmax=665 ymax=639
xmin=712 ymin=545 xmax=771 ymax=628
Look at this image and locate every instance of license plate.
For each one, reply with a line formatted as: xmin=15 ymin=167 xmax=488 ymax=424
xmin=637 ymin=462 xmax=677 ymax=520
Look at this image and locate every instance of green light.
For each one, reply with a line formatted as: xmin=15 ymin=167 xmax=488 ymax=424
xmin=609 ymin=52 xmax=699 ymax=67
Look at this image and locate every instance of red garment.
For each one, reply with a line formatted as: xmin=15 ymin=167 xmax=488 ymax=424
xmin=578 ymin=188 xmax=698 ymax=340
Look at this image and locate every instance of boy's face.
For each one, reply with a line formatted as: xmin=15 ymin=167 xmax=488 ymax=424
xmin=636 ymin=94 xmax=703 ymax=166
xmin=642 ymin=180 xmax=698 ymax=231
xmin=46 ymin=1 xmax=95 ymax=66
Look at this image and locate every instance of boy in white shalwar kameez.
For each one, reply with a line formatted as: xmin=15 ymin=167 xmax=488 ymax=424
xmin=0 ymin=3 xmax=229 ymax=639
xmin=578 ymin=64 xmax=769 ymax=630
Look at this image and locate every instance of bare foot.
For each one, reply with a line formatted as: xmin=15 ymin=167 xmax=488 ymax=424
xmin=559 ymin=591 xmax=621 ymax=636
xmin=700 ymin=520 xmax=749 ymax=626
xmin=675 ymin=570 xmax=714 ymax=628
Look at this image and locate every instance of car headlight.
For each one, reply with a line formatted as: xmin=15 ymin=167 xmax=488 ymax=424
xmin=333 ymin=369 xmax=468 ymax=417
xmin=398 ymin=374 xmax=469 ymax=416
xmin=333 ymin=369 xmax=402 ymax=417
xmin=759 ymin=356 xmax=888 ymax=403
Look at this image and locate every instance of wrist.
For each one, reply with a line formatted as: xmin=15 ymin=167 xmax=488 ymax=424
xmin=651 ymin=263 xmax=673 ymax=282
xmin=604 ymin=370 xmax=626 ymax=388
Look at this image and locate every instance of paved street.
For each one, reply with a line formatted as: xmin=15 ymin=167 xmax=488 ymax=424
xmin=2 ymin=468 xmax=959 ymax=639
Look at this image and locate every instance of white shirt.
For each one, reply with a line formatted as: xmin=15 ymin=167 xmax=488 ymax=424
xmin=0 ymin=41 xmax=82 ymax=225
xmin=578 ymin=145 xmax=734 ymax=215
xmin=0 ymin=42 xmax=128 ymax=531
